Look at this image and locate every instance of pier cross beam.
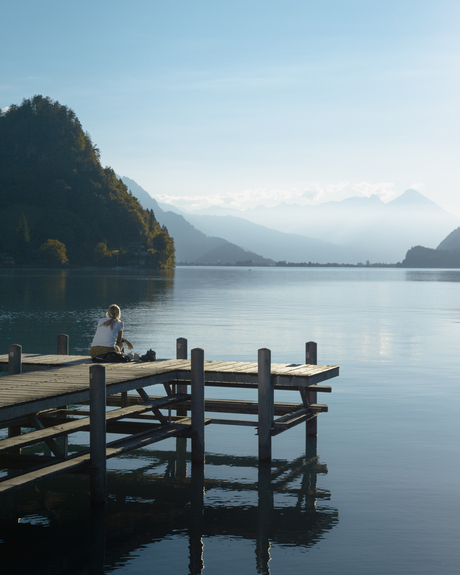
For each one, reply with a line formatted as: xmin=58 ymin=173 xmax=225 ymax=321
xmin=258 ymin=348 xmax=273 ymax=461
xmin=89 ymin=364 xmax=107 ymax=506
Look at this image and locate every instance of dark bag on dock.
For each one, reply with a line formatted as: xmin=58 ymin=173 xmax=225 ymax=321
xmin=92 ymin=351 xmax=132 ymax=363
xmin=140 ymin=349 xmax=156 ymax=362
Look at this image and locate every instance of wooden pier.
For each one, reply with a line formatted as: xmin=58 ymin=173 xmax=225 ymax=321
xmin=0 ymin=336 xmax=339 ymax=505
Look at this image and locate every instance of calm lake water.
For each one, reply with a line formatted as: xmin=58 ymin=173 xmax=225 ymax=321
xmin=0 ymin=266 xmax=459 ymax=574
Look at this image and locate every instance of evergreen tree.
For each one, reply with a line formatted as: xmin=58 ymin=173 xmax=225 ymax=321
xmin=0 ymin=95 xmax=175 ymax=268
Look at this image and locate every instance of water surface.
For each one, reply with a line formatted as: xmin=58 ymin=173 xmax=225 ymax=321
xmin=0 ymin=267 xmax=459 ymax=574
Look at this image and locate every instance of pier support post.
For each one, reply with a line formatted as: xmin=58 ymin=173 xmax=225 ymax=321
xmin=176 ymin=337 xmax=188 ymax=398
xmin=7 ymin=345 xmax=22 ymax=454
xmin=57 ymin=334 xmax=69 ymax=355
xmin=191 ymin=348 xmax=205 ymax=464
xmin=176 ymin=337 xmax=188 ymax=360
xmin=8 ymin=344 xmax=22 ymax=375
xmin=305 ymin=342 xmax=318 ymax=437
xmin=258 ymin=348 xmax=273 ymax=461
xmin=176 ymin=338 xmax=188 ymax=472
xmin=57 ymin=335 xmax=70 ymax=456
xmin=90 ymin=365 xmax=107 ymax=506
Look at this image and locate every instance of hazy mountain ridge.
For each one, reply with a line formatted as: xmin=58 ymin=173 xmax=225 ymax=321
xmin=187 ymin=189 xmax=459 ymax=263
xmin=436 ymin=226 xmax=460 ymax=252
xmin=182 ymin=213 xmax=376 ymax=264
xmin=121 ymin=177 xmax=273 ymax=264
xmin=122 ymin=176 xmax=460 ymax=265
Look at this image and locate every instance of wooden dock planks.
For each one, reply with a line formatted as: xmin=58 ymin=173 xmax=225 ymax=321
xmin=0 ymin=357 xmax=338 ymax=424
xmin=0 ymin=341 xmax=341 ymax=502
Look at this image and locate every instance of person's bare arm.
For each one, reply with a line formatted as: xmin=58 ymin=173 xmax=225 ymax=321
xmin=117 ymin=329 xmax=133 ymax=350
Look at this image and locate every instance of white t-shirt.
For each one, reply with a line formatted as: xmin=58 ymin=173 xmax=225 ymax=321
xmin=91 ymin=318 xmax=124 ymax=348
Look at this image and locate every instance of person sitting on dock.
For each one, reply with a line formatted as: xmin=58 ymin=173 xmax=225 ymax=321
xmin=89 ymin=304 xmax=133 ymax=359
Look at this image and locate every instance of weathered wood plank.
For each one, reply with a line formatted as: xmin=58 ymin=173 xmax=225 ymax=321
xmin=209 ymin=418 xmax=258 ymax=427
xmin=0 ymin=394 xmax=191 ymax=452
xmin=0 ymin=416 xmax=198 ymax=494
xmin=105 ymin=395 xmax=303 ymax=415
xmin=0 ymin=356 xmax=337 ymax=423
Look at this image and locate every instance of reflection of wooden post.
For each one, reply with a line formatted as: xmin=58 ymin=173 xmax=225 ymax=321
xmin=256 ymin=461 xmax=272 ymax=574
xmin=305 ymin=342 xmax=318 ymax=437
xmin=57 ymin=334 xmax=69 ymax=355
xmin=189 ymin=462 xmax=205 ymax=575
xmin=90 ymin=365 xmax=107 ymax=506
xmin=8 ymin=344 xmax=21 ymax=375
xmin=191 ymin=348 xmax=205 ymax=464
xmin=176 ymin=338 xmax=188 ymax=474
xmin=303 ymin=436 xmax=318 ymax=509
xmin=89 ymin=506 xmax=106 ymax=575
xmin=258 ymin=348 xmax=273 ymax=461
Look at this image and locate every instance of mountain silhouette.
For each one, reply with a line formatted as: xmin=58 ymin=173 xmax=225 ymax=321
xmin=121 ymin=177 xmax=272 ymax=264
xmin=198 ymin=189 xmax=459 ymax=263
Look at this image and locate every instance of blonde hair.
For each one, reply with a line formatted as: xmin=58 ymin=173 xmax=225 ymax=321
xmin=101 ymin=304 xmax=121 ymax=330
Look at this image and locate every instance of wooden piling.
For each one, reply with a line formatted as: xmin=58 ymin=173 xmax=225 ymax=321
xmin=90 ymin=365 xmax=107 ymax=506
xmin=8 ymin=344 xmax=22 ymax=375
xmin=305 ymin=342 xmax=318 ymax=437
xmin=176 ymin=337 xmax=188 ymax=400
xmin=176 ymin=337 xmax=188 ymax=360
xmin=7 ymin=345 xmax=22 ymax=454
xmin=258 ymin=348 xmax=273 ymax=461
xmin=176 ymin=338 xmax=188 ymax=467
xmin=191 ymin=348 xmax=205 ymax=463
xmin=57 ymin=335 xmax=70 ymax=456
xmin=57 ymin=334 xmax=69 ymax=355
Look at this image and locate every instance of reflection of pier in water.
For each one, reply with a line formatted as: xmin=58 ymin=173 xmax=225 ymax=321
xmin=0 ymin=440 xmax=338 ymax=575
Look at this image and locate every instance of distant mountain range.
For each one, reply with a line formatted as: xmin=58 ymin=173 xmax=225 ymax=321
xmin=122 ymin=177 xmax=374 ymax=264
xmin=188 ymin=189 xmax=460 ymax=263
xmin=121 ymin=177 xmax=273 ymax=264
xmin=180 ymin=212 xmax=375 ymax=264
xmin=122 ymin=176 xmax=460 ymax=265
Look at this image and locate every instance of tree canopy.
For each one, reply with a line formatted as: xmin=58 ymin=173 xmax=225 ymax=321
xmin=0 ymin=95 xmax=175 ymax=268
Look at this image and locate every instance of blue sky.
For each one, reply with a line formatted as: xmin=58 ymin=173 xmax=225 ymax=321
xmin=2 ymin=0 xmax=460 ymax=213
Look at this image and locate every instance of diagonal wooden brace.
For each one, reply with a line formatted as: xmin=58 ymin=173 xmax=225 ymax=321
xmin=136 ymin=388 xmax=168 ymax=425
xmin=29 ymin=415 xmax=65 ymax=459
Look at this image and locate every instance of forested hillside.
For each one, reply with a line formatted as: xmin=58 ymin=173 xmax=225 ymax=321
xmin=0 ymin=96 xmax=174 ymax=267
